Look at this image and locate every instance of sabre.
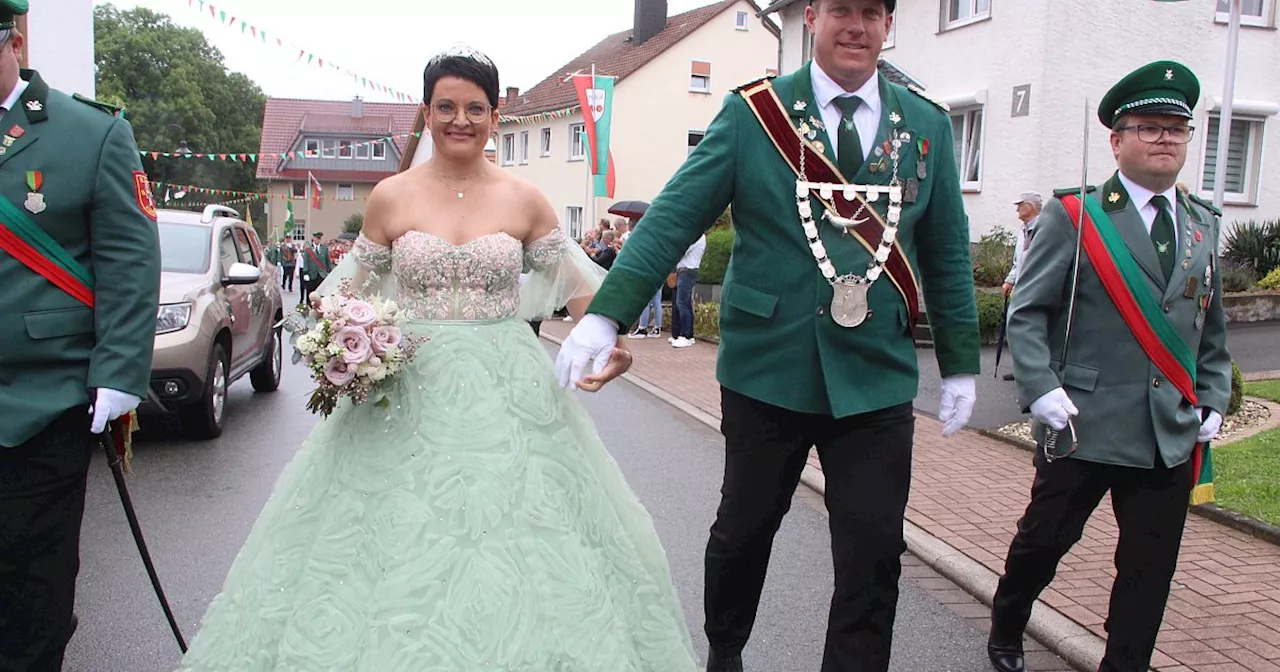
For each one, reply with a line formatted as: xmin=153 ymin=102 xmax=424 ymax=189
xmin=1042 ymin=99 xmax=1089 ymax=462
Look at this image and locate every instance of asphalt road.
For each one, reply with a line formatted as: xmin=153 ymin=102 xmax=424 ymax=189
xmin=64 ymin=345 xmax=1052 ymax=672
xmin=915 ymin=321 xmax=1280 ymax=430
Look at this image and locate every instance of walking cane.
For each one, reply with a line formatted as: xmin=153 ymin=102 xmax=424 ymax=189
xmin=97 ymin=415 xmax=189 ymax=653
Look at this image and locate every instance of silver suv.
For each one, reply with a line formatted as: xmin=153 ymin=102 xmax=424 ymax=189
xmin=145 ymin=204 xmax=284 ymax=438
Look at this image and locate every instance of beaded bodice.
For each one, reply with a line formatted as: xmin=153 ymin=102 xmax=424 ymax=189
xmin=351 ymin=228 xmax=568 ymax=320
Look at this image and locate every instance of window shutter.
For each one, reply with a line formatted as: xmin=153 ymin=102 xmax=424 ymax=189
xmin=691 ymin=61 xmax=712 ymax=76
xmin=1203 ymin=115 xmax=1253 ymax=194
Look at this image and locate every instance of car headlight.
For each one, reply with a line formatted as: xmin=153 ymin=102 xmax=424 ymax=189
xmin=156 ymin=303 xmax=192 ymax=334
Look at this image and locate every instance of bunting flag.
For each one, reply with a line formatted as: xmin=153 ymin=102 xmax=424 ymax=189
xmin=180 ymin=0 xmax=419 ymax=102
xmin=498 ymin=106 xmax=580 ymax=126
xmin=153 ymin=181 xmax=372 ymax=203
xmin=571 ymin=75 xmax=616 ymax=198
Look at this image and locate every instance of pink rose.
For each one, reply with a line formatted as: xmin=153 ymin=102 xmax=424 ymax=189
xmin=342 ymin=300 xmax=377 ymax=328
xmin=323 ymin=359 xmax=356 ymax=387
xmin=335 ymin=326 xmax=372 ymax=364
xmin=370 ymin=325 xmax=402 ymax=355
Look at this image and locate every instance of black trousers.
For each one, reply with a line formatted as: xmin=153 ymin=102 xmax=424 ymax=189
xmin=707 ymin=387 xmax=915 ymax=672
xmin=990 ymin=450 xmax=1193 ymax=672
xmin=0 ymin=409 xmax=94 ymax=672
xmin=280 ymin=264 xmax=294 ymax=291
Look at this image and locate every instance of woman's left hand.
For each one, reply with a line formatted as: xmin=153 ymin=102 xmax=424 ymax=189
xmin=575 ymin=345 xmax=633 ymax=392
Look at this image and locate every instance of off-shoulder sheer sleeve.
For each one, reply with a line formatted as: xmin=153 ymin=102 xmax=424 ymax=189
xmin=313 ymin=233 xmax=399 ymax=303
xmin=517 ymin=228 xmax=608 ymax=321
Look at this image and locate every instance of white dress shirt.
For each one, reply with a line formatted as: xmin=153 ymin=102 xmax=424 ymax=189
xmin=0 ymin=77 xmax=29 ymax=115
xmin=810 ymin=62 xmax=880 ymax=163
xmin=677 ymin=235 xmax=707 ymax=270
xmin=1116 ymin=171 xmax=1179 ymax=236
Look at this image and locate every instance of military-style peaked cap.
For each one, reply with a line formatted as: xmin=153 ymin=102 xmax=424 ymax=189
xmin=0 ymin=0 xmax=27 ymax=30
xmin=1098 ymin=60 xmax=1200 ymax=128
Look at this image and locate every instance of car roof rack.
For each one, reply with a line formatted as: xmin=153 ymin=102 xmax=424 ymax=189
xmin=200 ymin=204 xmax=241 ymax=224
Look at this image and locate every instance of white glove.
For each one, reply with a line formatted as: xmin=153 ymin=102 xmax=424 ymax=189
xmin=938 ymin=375 xmax=976 ymax=437
xmin=1196 ymin=408 xmax=1223 ymax=442
xmin=89 ymin=388 xmax=141 ymax=434
xmin=554 ymin=313 xmax=620 ymax=389
xmin=1030 ymin=387 xmax=1078 ymax=431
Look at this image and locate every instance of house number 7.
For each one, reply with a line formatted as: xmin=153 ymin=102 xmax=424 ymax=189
xmin=1011 ymin=85 xmax=1031 ymax=118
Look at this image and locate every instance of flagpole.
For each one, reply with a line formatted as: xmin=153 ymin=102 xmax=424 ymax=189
xmin=588 ymin=63 xmax=598 ymax=233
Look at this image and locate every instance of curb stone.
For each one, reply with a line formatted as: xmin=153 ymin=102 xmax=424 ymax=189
xmin=539 ymin=331 xmax=1098 ymax=671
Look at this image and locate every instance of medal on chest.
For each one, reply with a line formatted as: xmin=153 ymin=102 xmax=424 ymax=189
xmin=793 ymin=125 xmax=906 ymax=328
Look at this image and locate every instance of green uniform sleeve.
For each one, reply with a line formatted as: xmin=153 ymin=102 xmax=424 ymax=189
xmin=916 ymin=115 xmax=980 ymax=377
xmin=586 ymin=93 xmax=740 ymax=326
xmin=86 ymin=119 xmax=161 ymax=399
xmin=1195 ymin=215 xmax=1232 ymax=415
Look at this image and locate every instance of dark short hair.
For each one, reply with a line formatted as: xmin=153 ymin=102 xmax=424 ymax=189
xmin=810 ymin=0 xmax=896 ymax=12
xmin=423 ymin=50 xmax=500 ymax=108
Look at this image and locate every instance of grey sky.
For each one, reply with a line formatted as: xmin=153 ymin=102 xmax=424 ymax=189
xmin=99 ymin=0 xmax=755 ymax=103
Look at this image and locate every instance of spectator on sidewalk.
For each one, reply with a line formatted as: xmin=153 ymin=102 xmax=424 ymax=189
xmin=669 ymin=234 xmax=705 ymax=348
xmin=279 ymin=238 xmax=297 ymax=293
xmin=593 ymin=230 xmax=619 ymax=270
xmin=987 ymin=61 xmax=1231 ymax=672
xmin=1000 ymin=191 xmax=1042 ymax=381
xmin=627 ymin=215 xmax=663 ymax=339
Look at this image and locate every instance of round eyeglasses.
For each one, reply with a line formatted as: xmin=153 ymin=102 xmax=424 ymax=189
xmin=430 ymin=101 xmax=492 ymax=124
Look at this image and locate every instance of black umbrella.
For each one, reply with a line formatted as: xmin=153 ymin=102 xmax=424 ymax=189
xmin=993 ymin=292 xmax=1011 ymax=377
xmin=607 ymin=200 xmax=649 ymax=218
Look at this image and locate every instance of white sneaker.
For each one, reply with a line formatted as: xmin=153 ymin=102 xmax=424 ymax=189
xmin=627 ymin=328 xmax=647 ymax=339
xmin=673 ymin=337 xmax=694 ymax=348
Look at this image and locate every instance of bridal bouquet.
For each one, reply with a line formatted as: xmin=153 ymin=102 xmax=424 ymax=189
xmin=281 ymin=279 xmax=424 ymax=418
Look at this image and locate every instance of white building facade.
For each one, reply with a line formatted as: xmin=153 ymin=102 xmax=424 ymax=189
xmin=23 ymin=0 xmax=95 ymax=97
xmin=761 ymin=0 xmax=1280 ymax=239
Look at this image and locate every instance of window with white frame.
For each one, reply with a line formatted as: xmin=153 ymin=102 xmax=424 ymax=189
xmin=690 ymin=61 xmax=712 ymax=93
xmin=949 ymin=107 xmax=984 ymax=190
xmin=520 ymin=131 xmax=530 ymax=164
xmin=372 ymin=141 xmax=386 ymax=160
xmin=566 ymin=206 xmax=584 ymax=240
xmin=687 ymin=130 xmax=705 ymax=158
xmin=1216 ymin=0 xmax=1273 ymax=27
xmin=292 ymin=182 xmax=306 ymax=199
xmin=355 ymin=141 xmax=371 ymax=160
xmin=735 ymin=10 xmax=749 ymax=29
xmin=290 ymin=225 xmax=307 ymax=242
xmin=569 ymin=123 xmax=586 ymax=160
xmin=942 ymin=0 xmax=991 ymax=30
xmin=540 ymin=127 xmax=552 ymax=156
xmin=321 ymin=139 xmax=338 ymax=158
xmin=337 ymin=183 xmax=354 ymax=201
xmin=1201 ymin=113 xmax=1265 ymax=204
xmin=501 ymin=133 xmax=516 ymax=166
xmin=304 ymin=139 xmax=320 ymax=158
xmin=338 ymin=140 xmax=353 ymax=159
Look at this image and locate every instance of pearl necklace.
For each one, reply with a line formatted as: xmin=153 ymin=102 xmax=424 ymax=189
xmin=795 ymin=131 xmax=905 ymax=328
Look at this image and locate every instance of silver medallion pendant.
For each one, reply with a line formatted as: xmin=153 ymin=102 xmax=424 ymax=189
xmin=831 ymin=278 xmax=871 ymax=327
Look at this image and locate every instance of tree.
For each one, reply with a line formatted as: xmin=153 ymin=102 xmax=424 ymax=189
xmin=343 ymin=213 xmax=364 ymax=234
xmin=94 ymin=4 xmax=266 ymax=199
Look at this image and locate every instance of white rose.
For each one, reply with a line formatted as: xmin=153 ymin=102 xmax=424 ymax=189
xmin=296 ymin=334 xmax=316 ymax=354
xmin=376 ymin=300 xmax=400 ymax=321
xmin=367 ymin=363 xmax=388 ymax=382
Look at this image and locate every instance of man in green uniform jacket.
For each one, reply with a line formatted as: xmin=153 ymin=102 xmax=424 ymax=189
xmin=0 ymin=2 xmax=161 ymax=668
xmin=555 ymin=1 xmax=980 ymax=670
xmin=987 ymin=61 xmax=1232 ymax=672
xmin=299 ymin=230 xmax=331 ymax=303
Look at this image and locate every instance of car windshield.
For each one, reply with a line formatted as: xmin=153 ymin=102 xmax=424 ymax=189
xmin=158 ymin=222 xmax=212 ymax=274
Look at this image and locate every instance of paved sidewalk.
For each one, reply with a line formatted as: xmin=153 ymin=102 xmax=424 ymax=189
xmin=542 ymin=320 xmax=1280 ymax=672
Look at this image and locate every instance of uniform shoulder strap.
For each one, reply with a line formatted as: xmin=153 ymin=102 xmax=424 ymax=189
xmin=905 ymin=84 xmax=950 ymax=113
xmin=72 ymin=93 xmax=126 ymax=118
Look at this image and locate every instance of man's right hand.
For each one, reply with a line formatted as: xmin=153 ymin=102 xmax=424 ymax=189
xmin=1002 ymin=282 xmax=1014 ymax=297
xmin=1029 ymin=387 xmax=1078 ymax=431
xmin=554 ymin=314 xmax=620 ymax=389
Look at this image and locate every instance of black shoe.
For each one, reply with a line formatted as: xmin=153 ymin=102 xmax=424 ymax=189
xmin=1002 ymin=373 xmax=1015 ymax=381
xmin=707 ymin=649 xmax=744 ymax=672
xmin=987 ymin=642 xmax=1025 ymax=672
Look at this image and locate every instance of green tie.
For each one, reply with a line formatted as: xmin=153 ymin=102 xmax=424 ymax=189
xmin=1149 ymin=195 xmax=1176 ymax=281
xmin=833 ymin=96 xmax=864 ymax=179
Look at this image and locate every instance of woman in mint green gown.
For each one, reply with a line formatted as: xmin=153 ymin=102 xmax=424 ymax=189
xmin=175 ymin=47 xmax=702 ymax=672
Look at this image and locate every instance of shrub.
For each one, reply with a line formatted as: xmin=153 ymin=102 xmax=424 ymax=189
xmin=973 ymin=226 xmax=1015 ymax=287
xmin=1222 ymin=219 xmax=1280 ymax=277
xmin=1229 ymin=361 xmax=1244 ymax=416
xmin=1257 ymin=267 xmax=1280 ymax=291
xmin=976 ymin=290 xmax=1006 ymax=345
xmin=1221 ymin=262 xmax=1257 ymax=293
xmin=698 ymin=228 xmax=734 ymax=285
xmin=712 ymin=207 xmax=732 ymax=230
xmin=343 ymin=212 xmax=364 ymax=234
xmin=693 ymin=300 xmax=720 ymax=341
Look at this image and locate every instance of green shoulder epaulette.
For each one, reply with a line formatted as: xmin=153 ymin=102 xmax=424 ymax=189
xmin=906 ymin=84 xmax=950 ymax=113
xmin=1184 ymin=191 xmax=1222 ymax=217
xmin=72 ymin=93 xmax=126 ymax=118
xmin=733 ymin=74 xmax=775 ymax=93
xmin=1052 ymin=185 xmax=1098 ymax=198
